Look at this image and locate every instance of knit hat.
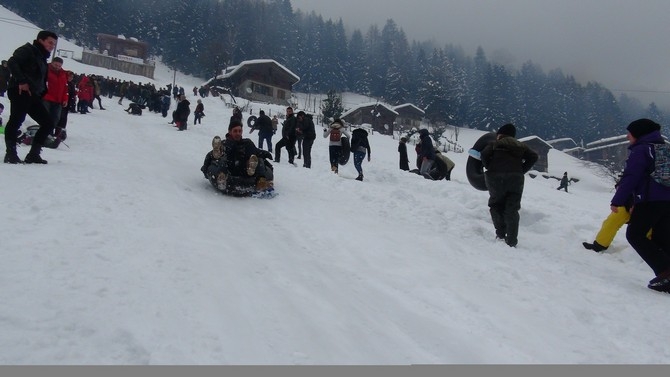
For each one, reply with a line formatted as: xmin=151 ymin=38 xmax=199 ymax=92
xmin=228 ymin=119 xmax=243 ymax=131
xmin=331 ymin=119 xmax=344 ymax=128
xmin=626 ymin=118 xmax=661 ymax=139
xmin=497 ymin=123 xmax=516 ymax=137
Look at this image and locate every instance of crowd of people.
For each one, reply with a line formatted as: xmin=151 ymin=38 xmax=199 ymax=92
xmin=4 ymin=30 xmax=670 ymax=294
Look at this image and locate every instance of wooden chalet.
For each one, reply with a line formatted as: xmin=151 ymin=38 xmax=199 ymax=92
xmin=581 ymin=135 xmax=630 ymax=171
xmin=96 ymin=34 xmax=149 ymax=60
xmin=80 ymin=34 xmax=154 ymax=79
xmin=393 ymin=103 xmax=425 ymax=131
xmin=519 ymin=135 xmax=553 ymax=172
xmin=340 ymin=102 xmax=398 ymax=135
xmin=211 ymin=59 xmax=300 ymax=106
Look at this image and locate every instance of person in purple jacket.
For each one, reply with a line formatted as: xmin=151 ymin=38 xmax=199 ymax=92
xmin=610 ymin=118 xmax=670 ymax=293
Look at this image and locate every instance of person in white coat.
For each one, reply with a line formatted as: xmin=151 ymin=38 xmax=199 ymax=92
xmin=323 ymin=118 xmax=350 ymax=173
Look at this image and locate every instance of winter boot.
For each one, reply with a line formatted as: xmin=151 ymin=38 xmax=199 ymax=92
xmin=582 ymin=241 xmax=607 ymax=252
xmin=355 ymin=174 xmax=364 ymax=181
xmin=648 ymin=269 xmax=670 ymax=293
xmin=24 ymin=144 xmax=47 ymax=164
xmin=4 ymin=144 xmax=22 ymax=164
xmin=247 ymin=155 xmax=259 ymax=176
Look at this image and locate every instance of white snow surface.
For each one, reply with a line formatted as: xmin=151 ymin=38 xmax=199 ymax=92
xmin=1 ymin=5 xmax=669 ymax=365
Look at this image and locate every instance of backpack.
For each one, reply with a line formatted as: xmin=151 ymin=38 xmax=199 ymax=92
xmin=650 ymin=143 xmax=670 ymax=187
xmin=329 ymin=128 xmax=341 ymax=142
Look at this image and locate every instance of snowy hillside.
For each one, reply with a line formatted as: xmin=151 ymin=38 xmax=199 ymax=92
xmin=2 ymin=5 xmax=669 ymax=365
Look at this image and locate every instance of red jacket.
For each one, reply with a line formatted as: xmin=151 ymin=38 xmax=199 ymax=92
xmin=77 ymin=75 xmax=94 ymax=102
xmin=43 ymin=66 xmax=68 ymax=105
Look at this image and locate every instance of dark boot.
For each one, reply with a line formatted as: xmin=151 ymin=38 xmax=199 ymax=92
xmin=582 ymin=241 xmax=607 ymax=252
xmin=4 ymin=143 xmax=22 ymax=164
xmin=25 ymin=144 xmax=47 ymax=164
xmin=355 ymin=174 xmax=363 ymax=181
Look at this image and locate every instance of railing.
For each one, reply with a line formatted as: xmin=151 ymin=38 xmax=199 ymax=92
xmin=81 ymin=51 xmax=155 ymax=79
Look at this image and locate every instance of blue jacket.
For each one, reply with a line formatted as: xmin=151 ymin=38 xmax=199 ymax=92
xmin=611 ymin=130 xmax=670 ymax=206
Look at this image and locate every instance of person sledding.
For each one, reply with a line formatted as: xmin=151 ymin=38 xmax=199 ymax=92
xmin=200 ymin=119 xmax=274 ymax=197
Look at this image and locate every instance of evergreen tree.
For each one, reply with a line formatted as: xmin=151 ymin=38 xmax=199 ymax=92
xmin=321 ymin=90 xmax=344 ymax=121
xmin=346 ymin=30 xmax=370 ymax=95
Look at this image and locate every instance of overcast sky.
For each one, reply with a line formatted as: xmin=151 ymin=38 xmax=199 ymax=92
xmin=290 ymin=0 xmax=670 ymax=110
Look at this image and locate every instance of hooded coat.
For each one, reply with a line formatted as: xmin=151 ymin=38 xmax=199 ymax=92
xmin=611 ymin=130 xmax=670 ymax=206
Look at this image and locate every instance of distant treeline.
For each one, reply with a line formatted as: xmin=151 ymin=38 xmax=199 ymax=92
xmin=1 ymin=0 xmax=665 ymax=142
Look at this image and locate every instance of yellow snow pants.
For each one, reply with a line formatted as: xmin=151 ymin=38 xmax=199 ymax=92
xmin=595 ymin=206 xmax=651 ymax=247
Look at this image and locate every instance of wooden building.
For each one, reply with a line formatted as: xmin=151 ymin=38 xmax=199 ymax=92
xmin=80 ymin=34 xmax=154 ymax=79
xmin=393 ymin=103 xmax=424 ymax=131
xmin=581 ymin=135 xmax=630 ymax=171
xmin=340 ymin=102 xmax=398 ymax=135
xmin=519 ymin=136 xmax=553 ymax=172
xmin=96 ymin=34 xmax=149 ymax=60
xmin=210 ymin=59 xmax=300 ymax=106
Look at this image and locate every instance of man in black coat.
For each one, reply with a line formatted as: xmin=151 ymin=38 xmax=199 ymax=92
xmin=481 ymin=123 xmax=538 ymax=247
xmin=255 ymin=109 xmax=274 ymax=152
xmin=206 ymin=120 xmax=273 ymax=196
xmin=274 ymin=106 xmax=297 ymax=164
xmin=4 ymin=30 xmax=58 ymax=164
xmin=296 ymin=111 xmax=316 ymax=168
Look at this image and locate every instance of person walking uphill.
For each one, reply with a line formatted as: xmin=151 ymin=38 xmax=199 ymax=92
xmin=610 ymin=119 xmax=670 ymax=293
xmin=481 ymin=123 xmax=539 ymax=247
xmin=4 ymin=30 xmax=59 ymax=164
xmin=557 ymin=172 xmax=569 ymax=192
xmin=323 ymin=119 xmax=350 ymax=174
xmin=296 ymin=111 xmax=316 ymax=168
xmin=350 ymin=127 xmax=371 ymax=181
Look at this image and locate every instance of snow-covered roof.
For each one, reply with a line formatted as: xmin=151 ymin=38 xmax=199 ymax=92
xmin=393 ymin=103 xmax=425 ymax=115
xmin=586 ymin=135 xmax=627 ymax=148
xmin=341 ymin=102 xmax=398 ymax=118
xmin=220 ymin=59 xmax=300 ymax=83
xmin=519 ymin=135 xmax=553 ymax=148
xmin=546 ymin=137 xmax=576 ymax=144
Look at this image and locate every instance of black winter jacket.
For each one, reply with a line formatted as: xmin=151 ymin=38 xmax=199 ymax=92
xmin=7 ymin=41 xmax=50 ymax=97
xmin=481 ymin=135 xmax=538 ymax=175
xmin=174 ymin=99 xmax=191 ymax=122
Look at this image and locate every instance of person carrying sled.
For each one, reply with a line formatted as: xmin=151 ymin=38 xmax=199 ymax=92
xmin=350 ymin=127 xmax=371 ymax=181
xmin=323 ymin=118 xmax=350 ymax=174
xmin=201 ymin=120 xmax=274 ymax=196
xmin=480 ymin=123 xmax=538 ymax=247
xmin=557 ymin=172 xmax=569 ymax=192
xmin=609 ymin=119 xmax=670 ymax=293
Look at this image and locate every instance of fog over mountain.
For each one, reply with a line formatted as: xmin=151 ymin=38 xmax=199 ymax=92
xmin=291 ymin=0 xmax=670 ymax=110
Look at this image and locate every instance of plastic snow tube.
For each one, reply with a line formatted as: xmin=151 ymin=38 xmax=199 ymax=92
xmin=466 ymin=132 xmax=497 ymax=191
xmin=247 ymin=115 xmax=257 ymax=129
